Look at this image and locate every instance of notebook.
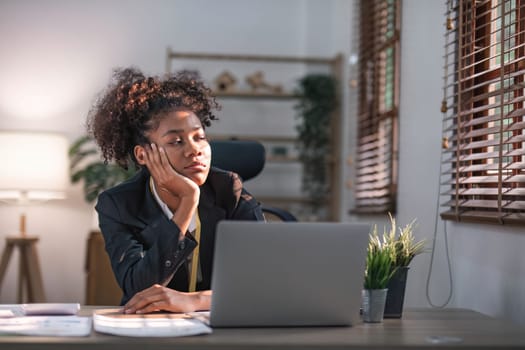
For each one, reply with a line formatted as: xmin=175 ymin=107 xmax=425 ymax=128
xmin=209 ymin=221 xmax=370 ymax=327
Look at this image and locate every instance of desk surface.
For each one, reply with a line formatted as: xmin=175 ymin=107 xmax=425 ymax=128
xmin=1 ymin=307 xmax=524 ymax=349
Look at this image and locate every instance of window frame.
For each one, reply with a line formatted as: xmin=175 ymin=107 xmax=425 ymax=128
xmin=351 ymin=0 xmax=401 ymax=215
xmin=441 ymin=0 xmax=525 ymax=225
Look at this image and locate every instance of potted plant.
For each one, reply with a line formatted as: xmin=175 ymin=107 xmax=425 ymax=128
xmin=294 ymin=74 xmax=336 ymax=218
xmin=69 ymin=135 xmax=138 ymax=204
xmin=362 ymin=231 xmax=397 ymax=323
xmin=377 ymin=214 xmax=427 ymax=318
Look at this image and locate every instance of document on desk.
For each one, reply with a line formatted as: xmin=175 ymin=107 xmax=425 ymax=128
xmin=0 ymin=303 xmax=90 ymax=337
xmin=0 ymin=303 xmax=80 ymax=317
xmin=93 ymin=309 xmax=212 ymax=337
xmin=20 ymin=303 xmax=80 ymax=315
xmin=0 ymin=316 xmax=92 ymax=337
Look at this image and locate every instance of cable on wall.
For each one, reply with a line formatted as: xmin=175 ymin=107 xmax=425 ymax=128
xmin=425 ymin=154 xmax=453 ymax=308
xmin=425 ymin=0 xmax=456 ymax=309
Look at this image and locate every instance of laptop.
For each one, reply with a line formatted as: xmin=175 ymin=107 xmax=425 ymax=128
xmin=209 ymin=221 xmax=370 ymax=327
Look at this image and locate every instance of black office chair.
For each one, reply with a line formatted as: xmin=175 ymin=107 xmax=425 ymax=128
xmin=210 ymin=140 xmax=297 ymax=222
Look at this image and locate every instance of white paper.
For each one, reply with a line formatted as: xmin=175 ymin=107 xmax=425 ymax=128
xmin=21 ymin=303 xmax=80 ymax=316
xmin=0 ymin=305 xmax=24 ymax=317
xmin=185 ymin=311 xmax=210 ymax=325
xmin=0 ymin=310 xmax=15 ymax=318
xmin=0 ymin=316 xmax=92 ymax=337
xmin=93 ymin=309 xmax=212 ymax=337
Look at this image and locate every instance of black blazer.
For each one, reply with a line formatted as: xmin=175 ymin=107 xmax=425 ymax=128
xmin=95 ymin=167 xmax=264 ymax=304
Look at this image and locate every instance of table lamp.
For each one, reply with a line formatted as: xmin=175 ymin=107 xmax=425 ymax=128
xmin=0 ymin=131 xmax=69 ymax=303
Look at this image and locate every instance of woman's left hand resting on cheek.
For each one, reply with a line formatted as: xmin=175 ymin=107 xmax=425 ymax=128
xmin=123 ymin=284 xmax=212 ymax=314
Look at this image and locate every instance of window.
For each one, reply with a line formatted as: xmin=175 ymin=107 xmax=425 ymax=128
xmin=441 ymin=0 xmax=525 ymax=224
xmin=352 ymin=0 xmax=401 ymax=214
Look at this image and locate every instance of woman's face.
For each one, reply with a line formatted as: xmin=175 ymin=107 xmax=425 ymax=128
xmin=146 ymin=110 xmax=211 ymax=186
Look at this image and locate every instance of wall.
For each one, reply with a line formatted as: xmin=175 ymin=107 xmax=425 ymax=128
xmin=0 ymin=0 xmax=346 ymax=304
xmin=396 ymin=0 xmax=525 ymax=325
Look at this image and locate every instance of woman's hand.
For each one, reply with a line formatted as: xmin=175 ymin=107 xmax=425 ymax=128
xmin=123 ymin=284 xmax=211 ymax=314
xmin=141 ymin=143 xmax=199 ymax=233
xmin=142 ymin=143 xmax=199 ymax=201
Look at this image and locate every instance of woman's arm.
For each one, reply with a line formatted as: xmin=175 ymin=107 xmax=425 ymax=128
xmin=123 ymin=285 xmax=211 ymax=314
xmin=96 ymin=192 xmax=197 ymax=302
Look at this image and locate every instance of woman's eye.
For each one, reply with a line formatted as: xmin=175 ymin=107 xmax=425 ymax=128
xmin=169 ymin=139 xmax=183 ymax=145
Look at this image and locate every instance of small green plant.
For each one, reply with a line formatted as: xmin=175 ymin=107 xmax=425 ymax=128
xmin=69 ymin=135 xmax=138 ymax=203
xmin=380 ymin=213 xmax=427 ymax=267
xmin=364 ymin=214 xmax=426 ymax=289
xmin=364 ymin=232 xmax=397 ymax=290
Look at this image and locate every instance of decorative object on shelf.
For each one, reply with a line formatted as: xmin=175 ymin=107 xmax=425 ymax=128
xmin=378 ymin=214 xmax=427 ymax=318
xmin=214 ymin=70 xmax=237 ymax=92
xmin=294 ymin=74 xmax=336 ymax=215
xmin=271 ymin=145 xmax=288 ymax=158
xmin=0 ymin=131 xmax=70 ymax=303
xmin=245 ymin=71 xmax=283 ymax=94
xmin=362 ymin=227 xmax=397 ymax=323
xmin=69 ymin=135 xmax=138 ymax=203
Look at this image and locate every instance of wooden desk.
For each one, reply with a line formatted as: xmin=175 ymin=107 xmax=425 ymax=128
xmin=0 ymin=308 xmax=524 ymax=349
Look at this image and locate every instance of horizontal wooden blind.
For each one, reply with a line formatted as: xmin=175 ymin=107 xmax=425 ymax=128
xmin=441 ymin=0 xmax=525 ymax=224
xmin=353 ymin=0 xmax=400 ymax=214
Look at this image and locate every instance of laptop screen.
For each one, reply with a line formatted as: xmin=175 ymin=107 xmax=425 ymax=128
xmin=209 ymin=221 xmax=370 ymax=327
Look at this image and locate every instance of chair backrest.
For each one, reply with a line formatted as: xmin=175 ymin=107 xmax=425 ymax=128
xmin=210 ymin=140 xmax=265 ymax=181
xmin=209 ymin=140 xmax=297 ymax=221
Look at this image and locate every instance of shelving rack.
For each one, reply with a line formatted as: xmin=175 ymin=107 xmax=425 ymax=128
xmin=166 ymin=48 xmax=343 ymax=221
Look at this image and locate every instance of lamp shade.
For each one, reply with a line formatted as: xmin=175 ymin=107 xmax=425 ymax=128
xmin=0 ymin=131 xmax=69 ymax=201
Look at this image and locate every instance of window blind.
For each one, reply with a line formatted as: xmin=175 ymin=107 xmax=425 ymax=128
xmin=441 ymin=0 xmax=525 ymax=224
xmin=353 ymin=0 xmax=401 ymax=214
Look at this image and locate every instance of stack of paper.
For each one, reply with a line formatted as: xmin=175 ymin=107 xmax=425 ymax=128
xmin=93 ymin=309 xmax=212 ymax=337
xmin=0 ymin=303 xmax=91 ymax=337
xmin=20 ymin=303 xmax=80 ymax=316
xmin=0 ymin=305 xmax=212 ymax=338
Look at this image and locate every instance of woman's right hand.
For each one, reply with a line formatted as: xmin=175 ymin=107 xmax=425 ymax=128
xmin=143 ymin=143 xmax=199 ymax=199
xmin=141 ymin=143 xmax=199 ymax=233
xmin=123 ymin=284 xmax=212 ymax=314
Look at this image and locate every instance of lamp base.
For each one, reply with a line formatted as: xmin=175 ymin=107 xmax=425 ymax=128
xmin=0 ymin=236 xmax=46 ymax=303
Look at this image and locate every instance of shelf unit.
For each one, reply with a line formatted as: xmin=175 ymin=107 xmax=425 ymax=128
xmin=212 ymin=91 xmax=300 ymax=99
xmin=166 ymin=49 xmax=343 ymax=221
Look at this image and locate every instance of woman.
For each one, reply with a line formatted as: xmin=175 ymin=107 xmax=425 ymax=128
xmin=88 ymin=67 xmax=264 ymax=314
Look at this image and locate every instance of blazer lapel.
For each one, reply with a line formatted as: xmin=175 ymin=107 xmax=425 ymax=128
xmin=135 ymin=170 xmax=166 ymax=246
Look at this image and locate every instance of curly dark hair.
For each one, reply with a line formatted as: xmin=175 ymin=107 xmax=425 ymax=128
xmin=87 ymin=67 xmax=220 ymax=169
